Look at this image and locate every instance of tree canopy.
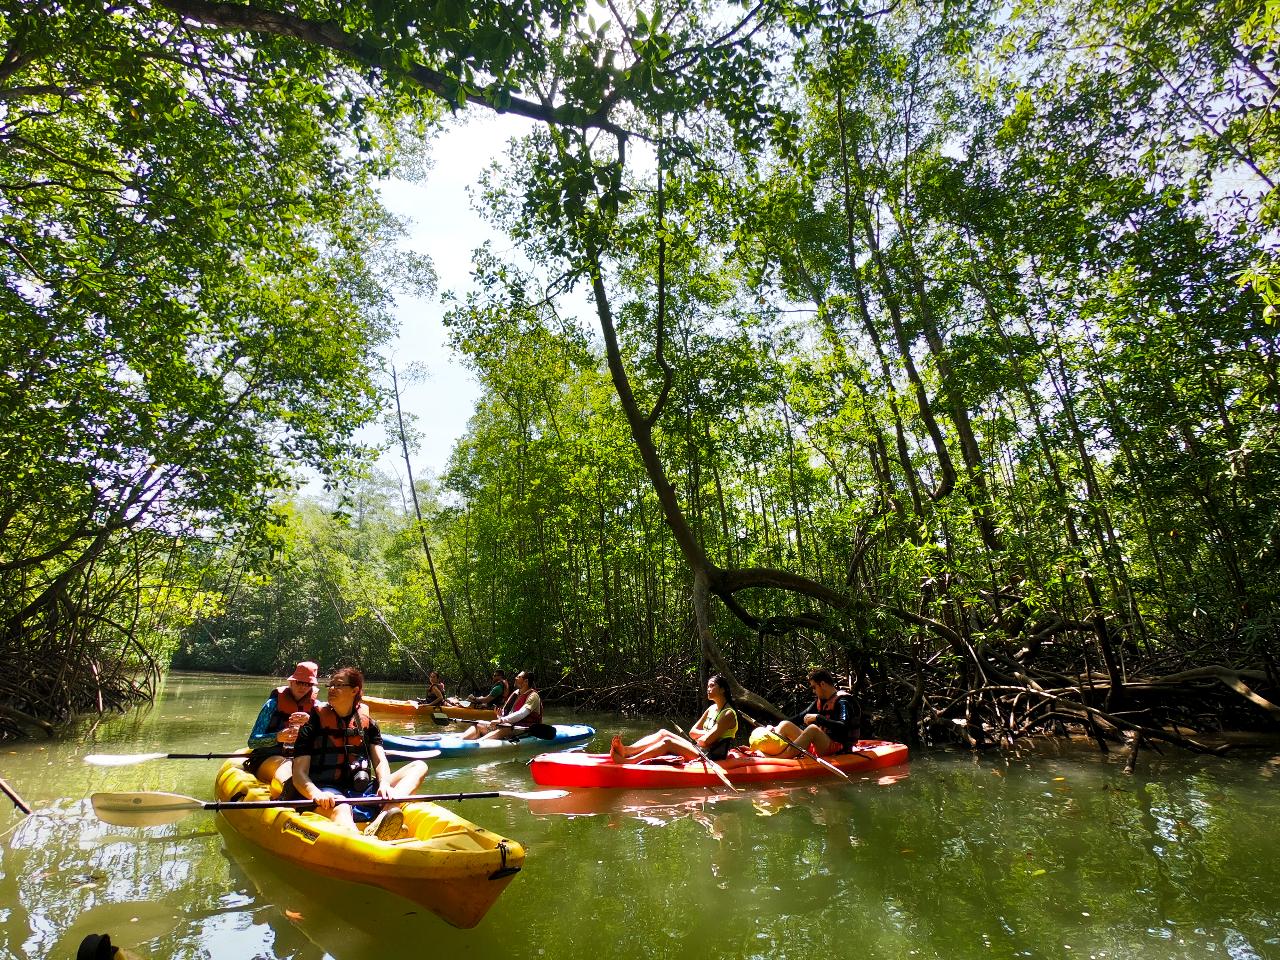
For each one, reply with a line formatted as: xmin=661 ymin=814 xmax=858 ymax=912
xmin=5 ymin=0 xmax=1278 ymax=744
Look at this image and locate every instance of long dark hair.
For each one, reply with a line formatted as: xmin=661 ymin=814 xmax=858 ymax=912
xmin=709 ymin=674 xmax=737 ymax=708
xmin=708 ymin=674 xmax=739 ymax=743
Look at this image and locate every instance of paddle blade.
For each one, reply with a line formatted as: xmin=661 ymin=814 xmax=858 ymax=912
xmin=384 ymin=749 xmax=442 ymax=762
xmin=499 ymin=789 xmax=568 ymax=801
xmin=84 ymin=753 xmax=169 ymax=767
xmin=91 ymin=791 xmax=206 ymax=827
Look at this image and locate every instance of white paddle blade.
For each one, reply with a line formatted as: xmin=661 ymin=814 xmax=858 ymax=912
xmin=90 ymin=791 xmax=205 ymax=827
xmin=385 ymin=749 xmax=442 ymax=761
xmin=84 ymin=753 xmax=168 ymax=767
xmin=502 ymin=789 xmax=569 ymax=801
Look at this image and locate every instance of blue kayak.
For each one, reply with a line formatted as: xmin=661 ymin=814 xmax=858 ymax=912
xmin=382 ymin=724 xmax=595 ymax=758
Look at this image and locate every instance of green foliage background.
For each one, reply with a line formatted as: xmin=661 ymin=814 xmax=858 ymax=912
xmin=4 ymin=0 xmax=1277 ymax=734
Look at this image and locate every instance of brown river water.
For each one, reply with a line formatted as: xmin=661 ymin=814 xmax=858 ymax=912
xmin=1 ymin=672 xmax=1277 ymax=959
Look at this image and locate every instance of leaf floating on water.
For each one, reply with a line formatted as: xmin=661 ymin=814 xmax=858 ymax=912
xmin=284 ymin=909 xmax=304 ymax=921
xmin=1053 ymin=777 xmax=1066 ymax=781
xmin=1030 ymin=868 xmax=1047 ymax=877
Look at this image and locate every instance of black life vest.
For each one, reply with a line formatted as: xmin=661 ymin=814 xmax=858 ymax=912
xmin=310 ymin=703 xmax=374 ymax=789
xmin=815 ymin=689 xmax=859 ymax=748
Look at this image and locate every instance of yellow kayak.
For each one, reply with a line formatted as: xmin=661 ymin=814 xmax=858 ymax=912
xmin=214 ymin=760 xmax=524 ymax=928
xmin=363 ymin=694 xmax=495 ymax=723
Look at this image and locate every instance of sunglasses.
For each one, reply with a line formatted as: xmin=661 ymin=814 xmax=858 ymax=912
xmin=326 ymin=681 xmax=354 ymax=689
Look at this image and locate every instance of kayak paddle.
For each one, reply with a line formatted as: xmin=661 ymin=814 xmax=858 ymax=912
xmin=84 ymin=749 xmax=441 ymax=767
xmin=509 ymin=723 xmax=558 ymax=741
xmin=91 ymin=787 xmax=570 ymax=827
xmin=0 ymin=774 xmax=32 ymax=815
xmin=399 ymin=724 xmax=567 ymax=744
xmin=672 ymin=721 xmax=739 ymax=793
xmin=738 ymin=709 xmax=858 ymax=783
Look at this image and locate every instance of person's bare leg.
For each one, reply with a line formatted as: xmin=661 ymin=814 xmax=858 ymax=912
xmin=256 ymin=755 xmax=291 ymax=790
xmin=625 ymin=733 xmax=700 ymax=764
xmin=388 ymin=760 xmax=428 ymax=795
xmin=777 ymin=724 xmax=834 ymax=759
xmin=316 ymin=797 xmax=358 ymax=833
xmin=613 ymin=729 xmax=678 ymax=760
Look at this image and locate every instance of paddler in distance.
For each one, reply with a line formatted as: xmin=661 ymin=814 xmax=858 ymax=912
xmin=448 ymin=667 xmax=509 ymax=708
xmin=290 ymin=666 xmax=428 ymax=840
xmin=244 ymin=660 xmax=319 ymax=787
xmin=759 ymin=668 xmax=859 ymax=758
xmin=458 ymin=670 xmax=542 ymax=741
xmin=415 ymin=669 xmax=448 ymax=708
xmin=608 ymin=674 xmax=739 ymax=764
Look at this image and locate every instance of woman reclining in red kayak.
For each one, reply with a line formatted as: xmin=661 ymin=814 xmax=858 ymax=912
xmin=609 ymin=675 xmax=739 ymax=763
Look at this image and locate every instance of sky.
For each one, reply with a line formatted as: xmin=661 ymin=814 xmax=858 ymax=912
xmin=371 ymin=111 xmax=540 ymax=485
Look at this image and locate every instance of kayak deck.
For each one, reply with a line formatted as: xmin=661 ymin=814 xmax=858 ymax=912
xmin=214 ymin=760 xmax=524 ymax=927
xmin=528 ymin=740 xmax=909 ymax=789
xmin=383 ymin=724 xmax=594 ymax=758
xmin=364 ymin=695 xmax=494 ymax=723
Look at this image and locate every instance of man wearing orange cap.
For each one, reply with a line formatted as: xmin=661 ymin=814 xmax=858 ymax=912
xmin=245 ymin=661 xmax=319 ymax=785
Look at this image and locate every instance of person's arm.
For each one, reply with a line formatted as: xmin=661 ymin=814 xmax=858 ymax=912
xmin=812 ymin=696 xmax=859 ymax=743
xmin=697 ymin=707 xmax=736 ymax=747
xmin=371 ymin=742 xmax=394 ymax=798
xmin=690 ymin=706 xmax=716 ymax=741
xmin=789 ymin=699 xmax=818 ymax=727
xmin=502 ymin=691 xmax=541 ymax=724
xmin=247 ymin=695 xmax=279 ymax=749
xmin=290 ymin=719 xmax=335 ymax=811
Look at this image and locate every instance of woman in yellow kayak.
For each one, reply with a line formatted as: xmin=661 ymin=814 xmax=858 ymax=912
xmin=417 ymin=669 xmax=448 ymax=708
xmin=290 ymin=666 xmax=428 ymax=840
xmin=243 ymin=660 xmax=318 ymax=785
xmin=609 ymin=674 xmax=739 ymax=764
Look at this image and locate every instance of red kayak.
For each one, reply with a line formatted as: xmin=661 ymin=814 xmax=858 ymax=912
xmin=528 ymin=740 xmax=908 ymax=789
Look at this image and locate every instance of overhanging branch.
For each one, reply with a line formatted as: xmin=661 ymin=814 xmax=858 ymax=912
xmin=156 ymin=0 xmax=633 ymax=138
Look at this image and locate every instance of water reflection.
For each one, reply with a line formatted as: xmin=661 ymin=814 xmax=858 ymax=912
xmin=2 ymin=797 xmax=240 ymax=959
xmin=1 ymin=677 xmax=1278 ymax=960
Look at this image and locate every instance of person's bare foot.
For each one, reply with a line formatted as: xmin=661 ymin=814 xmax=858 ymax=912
xmin=609 ymin=735 xmax=627 ymax=763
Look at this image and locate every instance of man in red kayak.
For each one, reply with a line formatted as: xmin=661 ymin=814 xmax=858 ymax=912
xmin=244 ymin=660 xmax=320 ymax=786
xmin=763 ymin=668 xmax=860 ymax=757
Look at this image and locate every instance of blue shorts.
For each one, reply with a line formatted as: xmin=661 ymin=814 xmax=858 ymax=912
xmin=318 ymin=783 xmax=381 ymax=823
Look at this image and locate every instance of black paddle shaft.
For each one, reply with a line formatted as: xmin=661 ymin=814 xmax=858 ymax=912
xmin=209 ymin=791 xmax=504 ymax=812
xmin=511 ymin=723 xmax=557 ymax=740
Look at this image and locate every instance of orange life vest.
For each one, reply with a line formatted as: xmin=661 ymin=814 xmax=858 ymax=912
xmin=267 ymin=684 xmax=315 ymax=735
